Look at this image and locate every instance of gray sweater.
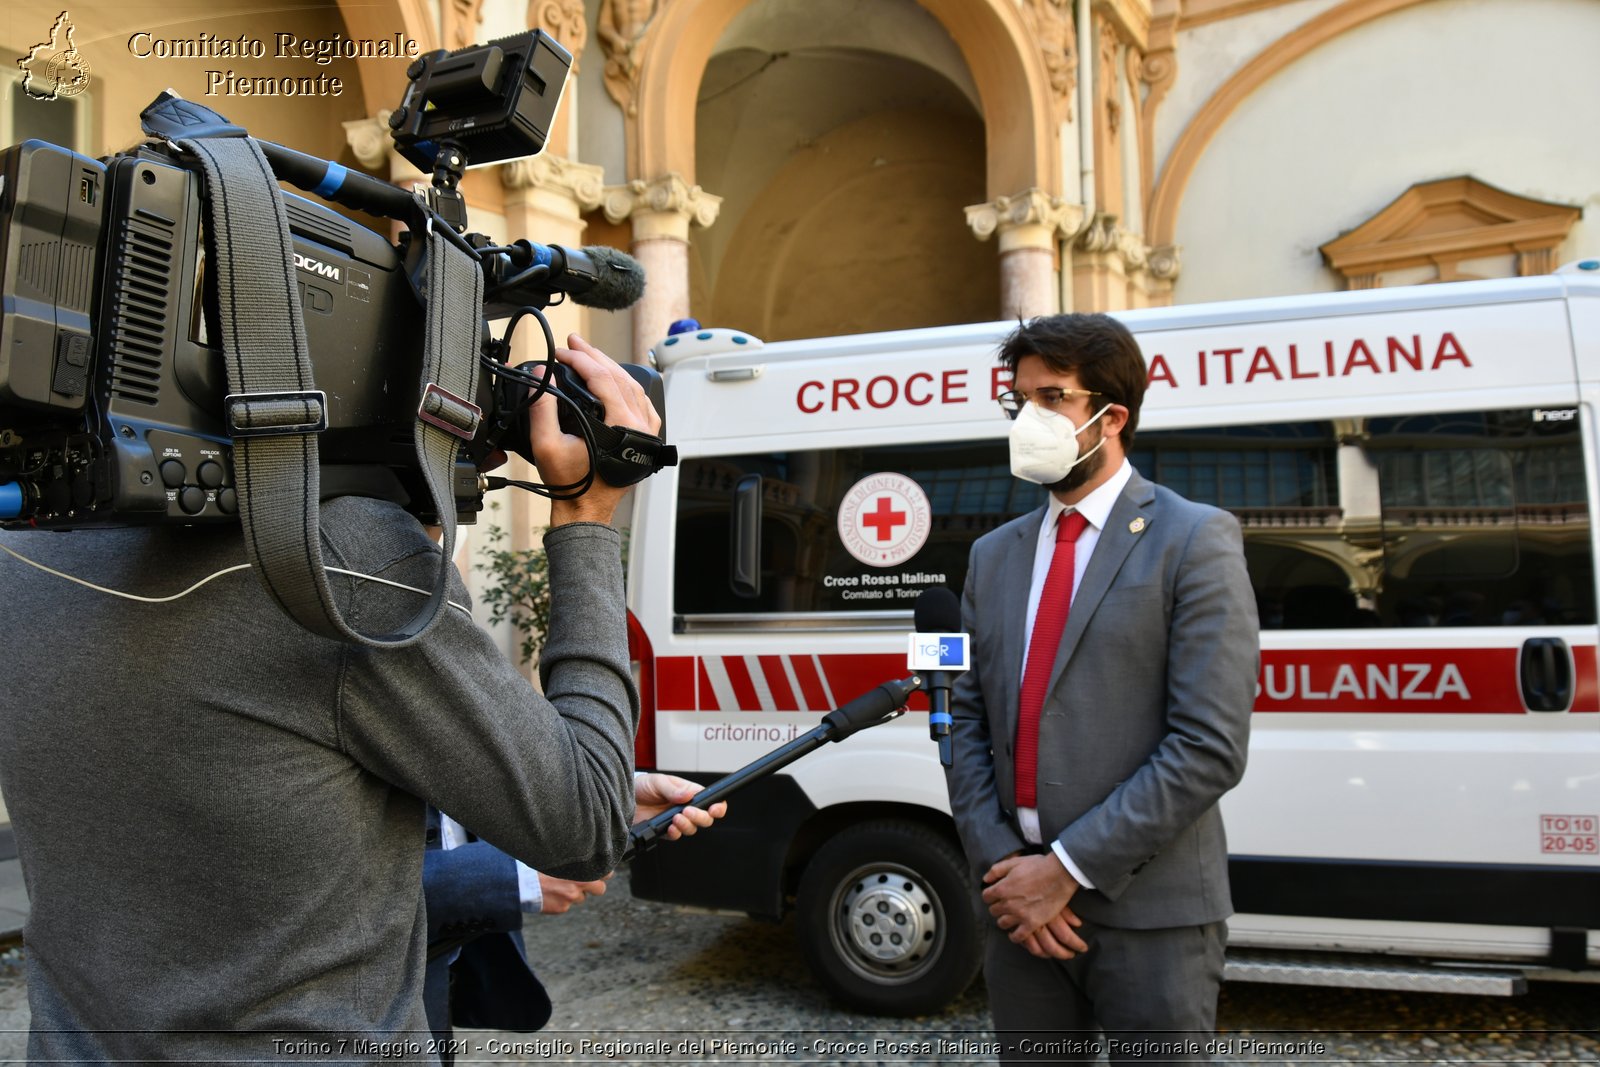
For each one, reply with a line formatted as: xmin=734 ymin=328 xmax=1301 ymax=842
xmin=0 ymin=496 xmax=638 ymax=1062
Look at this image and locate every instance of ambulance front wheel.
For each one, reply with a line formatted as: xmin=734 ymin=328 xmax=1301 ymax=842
xmin=796 ymin=819 xmax=982 ymax=1016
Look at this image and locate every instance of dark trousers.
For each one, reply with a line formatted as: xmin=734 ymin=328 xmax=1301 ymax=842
xmin=984 ymin=916 xmax=1227 ymax=1065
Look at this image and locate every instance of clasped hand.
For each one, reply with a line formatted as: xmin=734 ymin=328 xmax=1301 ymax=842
xmin=981 ymin=852 xmax=1089 ymax=960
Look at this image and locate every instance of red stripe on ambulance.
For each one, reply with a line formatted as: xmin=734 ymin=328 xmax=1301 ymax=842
xmin=657 ymin=645 xmax=1597 ymax=715
xmin=1573 ymin=646 xmax=1599 ymax=713
xmin=789 ymin=656 xmax=831 ymax=711
xmin=656 ymin=656 xmax=695 ymax=711
xmin=1257 ymin=649 xmax=1497 ymax=713
xmin=1255 ymin=648 xmax=1580 ymax=713
xmin=695 ymin=658 xmax=719 ymax=712
xmin=722 ymin=656 xmax=762 ymax=710
xmin=818 ymin=654 xmax=929 ymax=712
xmin=759 ymin=655 xmax=798 ymax=709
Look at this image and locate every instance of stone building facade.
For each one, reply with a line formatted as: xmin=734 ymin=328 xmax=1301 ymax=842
xmin=4 ymin=0 xmax=1596 ymax=664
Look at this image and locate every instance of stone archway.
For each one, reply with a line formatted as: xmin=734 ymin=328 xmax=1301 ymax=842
xmin=1147 ymin=0 xmax=1437 ymax=253
xmin=336 ymin=0 xmax=439 ymax=118
xmin=627 ymin=0 xmax=1056 ymax=199
xmin=607 ymin=0 xmax=1061 ymax=347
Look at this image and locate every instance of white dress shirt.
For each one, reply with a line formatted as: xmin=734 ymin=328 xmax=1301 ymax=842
xmin=1016 ymin=459 xmax=1134 ymax=889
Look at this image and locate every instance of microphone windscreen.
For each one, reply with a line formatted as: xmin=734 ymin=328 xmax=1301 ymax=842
xmin=914 ymin=586 xmax=961 ymax=633
xmin=578 ymin=245 xmax=646 ymax=310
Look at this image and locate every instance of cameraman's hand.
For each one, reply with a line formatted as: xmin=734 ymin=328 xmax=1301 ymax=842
xmin=536 ymin=871 xmax=611 ymax=915
xmin=529 ymin=334 xmax=662 ymax=527
xmin=632 ymin=773 xmax=728 ymax=842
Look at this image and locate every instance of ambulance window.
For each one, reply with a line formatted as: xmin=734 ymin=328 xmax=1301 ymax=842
xmin=673 ymin=442 xmax=1042 ymax=616
xmin=1133 ymin=411 xmax=1594 ymax=628
xmin=1130 ymin=423 xmax=1346 ymax=629
xmin=1128 ymin=422 xmax=1337 ymax=511
xmin=1365 ymin=408 xmax=1592 ymax=627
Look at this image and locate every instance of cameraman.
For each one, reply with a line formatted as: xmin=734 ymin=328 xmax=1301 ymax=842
xmin=0 ymin=335 xmax=653 ymax=1062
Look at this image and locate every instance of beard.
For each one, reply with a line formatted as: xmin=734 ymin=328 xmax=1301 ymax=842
xmin=1045 ymin=422 xmax=1107 ymax=495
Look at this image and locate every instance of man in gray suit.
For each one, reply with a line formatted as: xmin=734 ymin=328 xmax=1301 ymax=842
xmin=944 ymin=313 xmax=1258 ymax=1063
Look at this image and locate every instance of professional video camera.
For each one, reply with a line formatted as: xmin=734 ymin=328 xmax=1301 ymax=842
xmin=0 ymin=29 xmax=669 ymax=536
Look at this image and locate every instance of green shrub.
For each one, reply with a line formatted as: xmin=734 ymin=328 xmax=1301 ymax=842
xmin=474 ymin=521 xmax=550 ymax=668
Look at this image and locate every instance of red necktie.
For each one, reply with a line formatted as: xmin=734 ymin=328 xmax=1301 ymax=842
xmin=1015 ymin=509 xmax=1089 ymax=810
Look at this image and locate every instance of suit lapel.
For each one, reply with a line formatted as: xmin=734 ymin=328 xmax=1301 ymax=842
xmin=1045 ymin=471 xmax=1158 ymax=696
xmin=997 ymin=505 xmax=1047 ymax=734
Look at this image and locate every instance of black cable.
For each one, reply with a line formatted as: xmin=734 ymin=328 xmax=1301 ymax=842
xmin=479 ymin=305 xmax=599 ymax=501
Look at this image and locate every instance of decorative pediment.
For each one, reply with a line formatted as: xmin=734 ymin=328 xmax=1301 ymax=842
xmin=1321 ymin=177 xmax=1581 ymax=289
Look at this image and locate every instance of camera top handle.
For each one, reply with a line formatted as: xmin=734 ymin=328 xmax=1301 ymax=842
xmin=139 ymin=92 xmax=453 ymax=236
xmin=255 ymin=140 xmax=425 ymax=230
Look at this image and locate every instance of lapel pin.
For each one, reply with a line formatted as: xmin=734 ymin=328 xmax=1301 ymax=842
xmin=1129 ymin=516 xmax=1147 ymax=533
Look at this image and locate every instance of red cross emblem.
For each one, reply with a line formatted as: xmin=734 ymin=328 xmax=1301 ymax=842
xmin=860 ymin=496 xmax=907 ymax=542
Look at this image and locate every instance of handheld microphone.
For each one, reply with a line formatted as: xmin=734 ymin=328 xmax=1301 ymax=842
xmin=627 ymin=675 xmax=920 ymax=856
xmin=909 ymin=587 xmax=967 ymax=767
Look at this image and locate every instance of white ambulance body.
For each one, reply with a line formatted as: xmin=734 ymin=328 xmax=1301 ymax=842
xmin=625 ymin=269 xmax=1600 ymax=1015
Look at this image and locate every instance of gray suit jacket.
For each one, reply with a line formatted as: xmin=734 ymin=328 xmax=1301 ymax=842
xmin=945 ymin=469 xmax=1258 ymax=929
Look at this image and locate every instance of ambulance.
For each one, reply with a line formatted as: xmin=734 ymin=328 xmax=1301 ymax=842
xmin=624 ymin=266 xmax=1600 ymax=1015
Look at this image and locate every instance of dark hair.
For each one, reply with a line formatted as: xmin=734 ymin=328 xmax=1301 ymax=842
xmin=997 ymin=313 xmax=1147 ymax=446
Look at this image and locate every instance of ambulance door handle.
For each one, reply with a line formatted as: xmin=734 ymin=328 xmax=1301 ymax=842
xmin=730 ymin=473 xmax=762 ymax=599
xmin=1519 ymin=637 xmax=1572 ymax=712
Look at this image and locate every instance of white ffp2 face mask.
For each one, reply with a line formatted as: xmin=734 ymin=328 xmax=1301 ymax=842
xmin=1008 ymin=401 xmax=1112 ymax=485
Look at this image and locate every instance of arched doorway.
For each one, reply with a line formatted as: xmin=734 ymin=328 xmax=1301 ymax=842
xmin=618 ymin=0 xmax=1056 ymax=345
xmin=694 ymin=2 xmax=998 ymax=338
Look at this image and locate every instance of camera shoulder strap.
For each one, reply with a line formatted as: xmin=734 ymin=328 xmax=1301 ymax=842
xmin=178 ymin=134 xmax=481 ymax=648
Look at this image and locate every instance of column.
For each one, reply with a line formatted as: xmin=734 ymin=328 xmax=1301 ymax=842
xmin=494 ymin=154 xmax=609 ymax=581
xmin=965 ymin=188 xmax=1085 ymax=319
xmin=500 ymin=154 xmax=608 ymax=355
xmin=602 ymin=174 xmax=721 ymax=361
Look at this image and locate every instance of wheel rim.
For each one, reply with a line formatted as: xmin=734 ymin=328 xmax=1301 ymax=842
xmin=826 ymin=861 xmax=944 ymax=985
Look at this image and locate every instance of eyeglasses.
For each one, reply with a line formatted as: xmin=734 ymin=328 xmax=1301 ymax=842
xmin=996 ymin=387 xmax=1105 ymax=421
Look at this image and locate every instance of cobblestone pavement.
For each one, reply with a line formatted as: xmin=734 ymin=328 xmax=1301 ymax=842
xmin=0 ymin=874 xmax=1594 ymax=1064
